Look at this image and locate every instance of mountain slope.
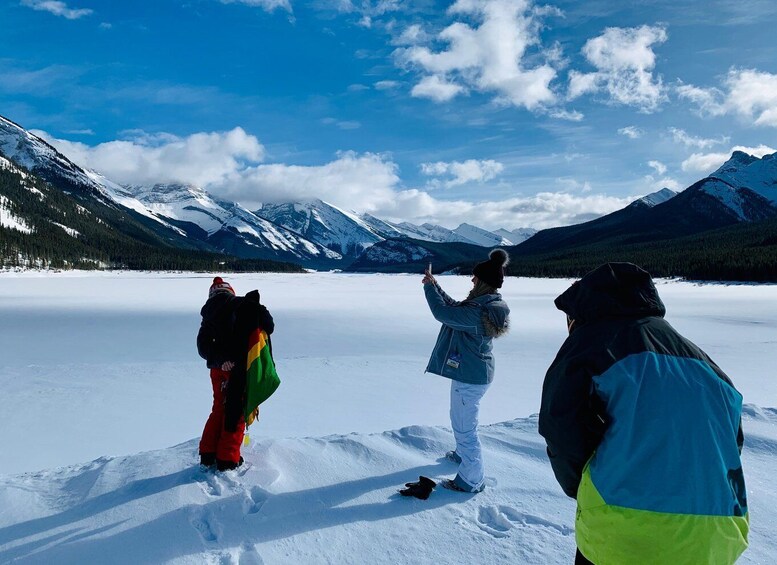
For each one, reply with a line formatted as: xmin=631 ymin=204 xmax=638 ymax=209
xmin=0 ymin=118 xmax=303 ymax=271
xmin=492 ymin=228 xmax=537 ymax=245
xmin=513 ymin=158 xmax=777 ymax=257
xmin=256 ymin=199 xmax=383 ymax=257
xmin=346 ymin=237 xmax=490 ymax=273
xmin=453 ymin=223 xmax=511 ymax=247
xmin=129 ymin=185 xmax=342 ymax=267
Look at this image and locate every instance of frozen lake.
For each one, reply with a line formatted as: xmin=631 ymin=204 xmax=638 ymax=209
xmin=1 ymin=271 xmax=775 ymax=475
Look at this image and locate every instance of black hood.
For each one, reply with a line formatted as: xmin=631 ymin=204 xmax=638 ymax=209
xmin=554 ymin=262 xmax=665 ymax=324
xmin=200 ymin=291 xmax=238 ymax=319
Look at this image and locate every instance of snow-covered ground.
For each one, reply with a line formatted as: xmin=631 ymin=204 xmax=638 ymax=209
xmin=0 ymin=272 xmax=775 ymax=564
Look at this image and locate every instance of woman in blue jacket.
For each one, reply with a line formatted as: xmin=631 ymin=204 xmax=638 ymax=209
xmin=422 ymin=249 xmax=511 ymax=493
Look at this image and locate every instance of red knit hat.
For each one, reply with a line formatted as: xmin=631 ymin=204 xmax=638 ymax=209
xmin=209 ymin=276 xmax=235 ymax=297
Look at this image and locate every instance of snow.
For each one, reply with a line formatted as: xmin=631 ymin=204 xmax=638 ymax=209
xmin=491 ymin=228 xmax=536 ymax=245
xmin=257 ymin=199 xmax=383 ymax=256
xmin=637 ymin=187 xmax=677 ymax=207
xmin=0 ymin=272 xmax=775 ymax=564
xmin=701 ymin=178 xmax=750 ymax=220
xmin=0 ymin=195 xmax=33 ymax=234
xmin=50 ymin=221 xmax=80 ymax=238
xmin=712 ymin=151 xmax=777 ymax=206
xmin=453 ymin=223 xmax=511 ymax=247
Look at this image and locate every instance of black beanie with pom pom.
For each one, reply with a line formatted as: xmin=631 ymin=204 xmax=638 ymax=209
xmin=473 ymin=249 xmax=510 ymax=288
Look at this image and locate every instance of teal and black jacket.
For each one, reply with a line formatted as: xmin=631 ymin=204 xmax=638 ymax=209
xmin=539 ymin=263 xmax=748 ymax=565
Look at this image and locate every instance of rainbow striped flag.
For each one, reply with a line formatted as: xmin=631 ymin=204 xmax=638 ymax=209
xmin=244 ymin=328 xmax=280 ymax=424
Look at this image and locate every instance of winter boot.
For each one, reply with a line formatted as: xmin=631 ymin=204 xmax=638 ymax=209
xmin=399 ymin=476 xmax=436 ymax=500
xmin=441 ymin=476 xmax=484 ymax=493
xmin=216 ymin=456 xmax=244 ymax=472
xmin=200 ymin=452 xmax=216 ymax=467
xmin=445 ymin=450 xmax=462 ymax=464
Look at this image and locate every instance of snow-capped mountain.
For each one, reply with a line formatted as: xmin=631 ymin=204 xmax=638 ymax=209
xmin=702 ymin=151 xmax=777 ymax=221
xmin=453 ymin=223 xmax=511 ymax=247
xmin=357 ymin=213 xmax=408 ymax=239
xmin=128 ymin=185 xmax=342 ymax=265
xmin=0 ymin=115 xmax=182 ymax=233
xmin=492 ymin=228 xmax=537 ymax=245
xmin=515 ymin=151 xmax=777 ymax=257
xmin=392 ymin=222 xmax=473 ymax=244
xmin=255 ymin=199 xmax=383 ymax=257
xmin=633 ymin=187 xmax=677 ymax=208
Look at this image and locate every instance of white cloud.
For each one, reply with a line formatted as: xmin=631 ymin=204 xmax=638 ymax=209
xmin=35 ymin=128 xmax=266 ymax=188
xmin=724 ymin=69 xmax=777 ymax=127
xmin=548 ymin=109 xmax=584 ymax=121
xmin=321 ymin=117 xmax=362 ymax=130
xmin=35 ymin=128 xmax=638 ymax=230
xmin=374 ymin=80 xmax=400 ymax=90
xmin=618 ymin=126 xmax=643 ymax=139
xmin=678 ymin=68 xmax=777 ymax=128
xmin=644 ymin=175 xmax=681 ymax=192
xmin=568 ymin=25 xmax=668 ymax=112
xmin=395 ymin=0 xmax=559 ymax=110
xmin=380 ymin=190 xmax=635 ymax=231
xmin=20 ymin=0 xmax=92 ymax=19
xmin=420 ymin=159 xmax=504 ymax=188
xmin=668 ymin=127 xmax=728 ymax=149
xmin=222 ymin=151 xmax=401 ymax=211
xmin=219 ymin=0 xmax=292 ymax=13
xmin=680 ymin=144 xmax=777 ymax=173
xmin=675 ymin=82 xmax=724 ymax=116
xmin=648 ymin=160 xmax=667 ymax=175
xmin=410 ymin=75 xmax=467 ymax=102
xmin=325 ymin=0 xmax=401 ymax=27
xmin=392 ymin=23 xmax=430 ymax=46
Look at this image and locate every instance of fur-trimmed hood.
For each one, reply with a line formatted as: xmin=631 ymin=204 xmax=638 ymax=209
xmin=470 ymin=293 xmax=510 ymax=338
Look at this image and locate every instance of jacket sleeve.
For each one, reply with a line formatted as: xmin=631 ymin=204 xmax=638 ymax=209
xmin=433 ymin=280 xmax=459 ymax=306
xmin=196 ymin=322 xmax=211 ymax=361
xmin=538 ymin=337 xmax=607 ymax=499
xmin=424 ymin=283 xmax=482 ymax=333
xmin=258 ymin=305 xmax=275 ymax=335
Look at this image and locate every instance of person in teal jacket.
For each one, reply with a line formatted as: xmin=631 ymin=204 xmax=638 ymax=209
xmin=423 ymin=249 xmax=510 ymax=493
xmin=539 ymin=263 xmax=748 ymax=564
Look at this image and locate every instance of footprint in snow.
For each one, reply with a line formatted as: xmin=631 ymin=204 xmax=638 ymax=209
xmin=242 ymin=486 xmax=269 ymax=515
xmin=197 ymin=472 xmax=224 ymax=497
xmin=238 ymin=542 xmax=265 ymax=565
xmin=476 ymin=505 xmax=572 ymax=538
xmin=191 ymin=509 xmax=222 ymax=543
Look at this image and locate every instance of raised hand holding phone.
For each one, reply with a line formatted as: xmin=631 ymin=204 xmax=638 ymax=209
xmin=422 ymin=262 xmax=435 ymax=285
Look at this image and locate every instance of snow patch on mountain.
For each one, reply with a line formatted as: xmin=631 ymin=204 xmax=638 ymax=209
xmin=393 ymin=222 xmax=471 ymax=244
xmin=711 ymin=151 xmax=777 ymax=206
xmin=637 ymin=187 xmax=677 ymax=207
xmin=257 ymin=199 xmax=383 ymax=256
xmin=698 ymin=178 xmax=752 ymax=221
xmin=492 ymin=228 xmax=537 ymax=245
xmin=453 ymin=223 xmax=511 ymax=247
xmin=0 ymin=195 xmax=33 ymax=234
xmin=130 ymin=185 xmax=342 ymax=260
xmin=50 ymin=221 xmax=80 ymax=238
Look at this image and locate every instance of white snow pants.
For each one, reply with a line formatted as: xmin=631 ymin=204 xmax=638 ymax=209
xmin=450 ymin=380 xmax=490 ymax=490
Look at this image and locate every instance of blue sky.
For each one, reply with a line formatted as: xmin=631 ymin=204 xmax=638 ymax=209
xmin=1 ymin=0 xmax=776 ymax=230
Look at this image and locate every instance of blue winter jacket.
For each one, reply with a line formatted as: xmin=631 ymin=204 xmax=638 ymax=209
xmin=424 ymin=281 xmax=510 ymax=384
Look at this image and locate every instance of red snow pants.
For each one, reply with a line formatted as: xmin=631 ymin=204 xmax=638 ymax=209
xmin=199 ymin=368 xmax=245 ymax=464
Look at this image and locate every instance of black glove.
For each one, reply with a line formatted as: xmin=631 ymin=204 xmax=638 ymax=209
xmin=399 ymin=476 xmax=436 ymax=500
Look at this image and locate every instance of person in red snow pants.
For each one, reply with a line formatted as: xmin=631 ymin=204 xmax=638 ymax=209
xmin=199 ymin=367 xmax=245 ymax=465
